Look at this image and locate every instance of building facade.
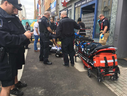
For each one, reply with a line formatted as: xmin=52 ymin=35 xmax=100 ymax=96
xmin=57 ymin=0 xmax=127 ymax=58
xmin=0 ymin=0 xmax=1 ymax=5
xmin=18 ymin=0 xmax=26 ymax=20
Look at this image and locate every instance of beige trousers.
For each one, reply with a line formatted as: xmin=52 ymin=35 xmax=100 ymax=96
xmin=99 ymin=31 xmax=109 ymax=46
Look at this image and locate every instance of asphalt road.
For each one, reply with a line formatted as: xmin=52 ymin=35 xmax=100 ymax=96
xmin=21 ymin=45 xmax=116 ymax=96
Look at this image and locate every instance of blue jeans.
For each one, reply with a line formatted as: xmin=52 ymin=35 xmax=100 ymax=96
xmin=34 ymin=35 xmax=39 ymax=50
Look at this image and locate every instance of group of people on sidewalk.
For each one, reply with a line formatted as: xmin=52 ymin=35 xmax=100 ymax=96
xmin=0 ymin=0 xmax=109 ymax=95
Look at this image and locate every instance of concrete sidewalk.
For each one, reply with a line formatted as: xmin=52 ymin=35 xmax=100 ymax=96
xmin=19 ymin=44 xmax=117 ymax=96
xmin=18 ymin=44 xmax=127 ymax=96
xmin=103 ymin=65 xmax=127 ymax=96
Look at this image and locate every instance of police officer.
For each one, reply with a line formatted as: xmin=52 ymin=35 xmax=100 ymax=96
xmin=9 ymin=5 xmax=27 ymax=96
xmin=39 ymin=11 xmax=55 ymax=65
xmin=56 ymin=11 xmax=80 ymax=67
xmin=98 ymin=14 xmax=110 ymax=45
xmin=0 ymin=0 xmax=32 ymax=96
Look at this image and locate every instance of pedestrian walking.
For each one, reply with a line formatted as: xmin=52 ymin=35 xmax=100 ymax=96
xmin=98 ymin=14 xmax=110 ymax=45
xmin=34 ymin=17 xmax=40 ymax=52
xmin=39 ymin=11 xmax=56 ymax=65
xmin=56 ymin=11 xmax=80 ymax=67
xmin=0 ymin=0 xmax=32 ymax=96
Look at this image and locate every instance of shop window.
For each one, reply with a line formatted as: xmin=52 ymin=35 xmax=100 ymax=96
xmin=68 ymin=9 xmax=72 ymax=19
xmin=104 ymin=1 xmax=106 ymax=7
xmin=104 ymin=11 xmax=109 ymax=18
xmin=75 ymin=7 xmax=81 ymax=21
xmin=108 ymin=0 xmax=110 ymax=6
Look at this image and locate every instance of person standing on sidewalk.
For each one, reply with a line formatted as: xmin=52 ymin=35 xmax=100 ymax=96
xmin=56 ymin=11 xmax=80 ymax=67
xmin=9 ymin=5 xmax=28 ymax=96
xmin=98 ymin=14 xmax=110 ymax=45
xmin=39 ymin=11 xmax=56 ymax=65
xmin=34 ymin=17 xmax=40 ymax=52
xmin=0 ymin=0 xmax=32 ymax=96
xmin=77 ymin=18 xmax=86 ymax=36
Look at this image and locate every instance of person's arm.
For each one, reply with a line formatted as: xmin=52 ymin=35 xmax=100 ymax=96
xmin=56 ymin=22 xmax=62 ymax=38
xmin=47 ymin=27 xmax=55 ymax=34
xmin=0 ymin=30 xmax=32 ymax=47
xmin=74 ymin=21 xmax=80 ymax=29
xmin=35 ymin=28 xmax=39 ymax=35
xmin=103 ymin=26 xmax=108 ymax=34
xmin=34 ymin=23 xmax=39 ymax=35
xmin=43 ymin=20 xmax=55 ymax=34
xmin=103 ymin=20 xmax=109 ymax=34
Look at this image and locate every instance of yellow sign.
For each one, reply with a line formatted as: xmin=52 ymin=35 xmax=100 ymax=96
xmin=30 ymin=21 xmax=35 ymax=27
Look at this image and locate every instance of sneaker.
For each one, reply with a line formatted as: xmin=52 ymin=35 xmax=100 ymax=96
xmin=10 ymin=87 xmax=24 ymax=96
xmin=34 ymin=50 xmax=39 ymax=52
xmin=15 ymin=81 xmax=27 ymax=89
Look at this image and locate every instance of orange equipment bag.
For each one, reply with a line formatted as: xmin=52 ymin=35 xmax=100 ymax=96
xmin=93 ymin=53 xmax=118 ymax=67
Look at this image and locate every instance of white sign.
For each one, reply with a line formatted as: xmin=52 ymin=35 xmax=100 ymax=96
xmin=61 ymin=0 xmax=70 ymax=3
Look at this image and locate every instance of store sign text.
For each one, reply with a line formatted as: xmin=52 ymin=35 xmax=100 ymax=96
xmin=75 ymin=0 xmax=94 ymax=7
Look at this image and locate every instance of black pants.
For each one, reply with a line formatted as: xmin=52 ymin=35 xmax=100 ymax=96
xmin=61 ymin=36 xmax=75 ymax=65
xmin=39 ymin=33 xmax=49 ymax=62
xmin=25 ymin=39 xmax=30 ymax=48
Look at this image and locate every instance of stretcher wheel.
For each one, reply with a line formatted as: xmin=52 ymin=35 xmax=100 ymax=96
xmin=97 ymin=77 xmax=102 ymax=82
xmin=113 ymin=73 xmax=118 ymax=80
xmin=97 ymin=68 xmax=102 ymax=82
xmin=87 ymin=68 xmax=91 ymax=77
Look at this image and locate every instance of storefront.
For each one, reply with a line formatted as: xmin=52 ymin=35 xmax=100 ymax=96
xmin=74 ymin=0 xmax=113 ymax=39
xmin=58 ymin=0 xmax=127 ymax=58
xmin=74 ymin=0 xmax=97 ymax=38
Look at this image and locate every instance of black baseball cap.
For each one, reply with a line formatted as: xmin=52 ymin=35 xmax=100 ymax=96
xmin=77 ymin=18 xmax=81 ymax=22
xmin=7 ymin=0 xmax=22 ymax=10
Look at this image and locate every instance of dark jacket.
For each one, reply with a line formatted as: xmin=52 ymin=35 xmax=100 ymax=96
xmin=39 ymin=16 xmax=50 ymax=34
xmin=49 ymin=22 xmax=56 ymax=31
xmin=78 ymin=22 xmax=86 ymax=35
xmin=0 ymin=7 xmax=27 ymax=80
xmin=25 ymin=25 xmax=30 ymax=31
xmin=56 ymin=17 xmax=80 ymax=39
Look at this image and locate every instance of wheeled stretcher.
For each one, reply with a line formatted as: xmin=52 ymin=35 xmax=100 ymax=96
xmin=74 ymin=33 xmax=120 ymax=82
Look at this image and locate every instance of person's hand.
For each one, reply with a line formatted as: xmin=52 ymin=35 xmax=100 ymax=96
xmin=77 ymin=32 xmax=79 ymax=34
xmin=52 ymin=32 xmax=56 ymax=34
xmin=100 ymin=34 xmax=104 ymax=39
xmin=56 ymin=44 xmax=59 ymax=47
xmin=38 ymin=33 xmax=40 ymax=36
xmin=24 ymin=31 xmax=33 ymax=39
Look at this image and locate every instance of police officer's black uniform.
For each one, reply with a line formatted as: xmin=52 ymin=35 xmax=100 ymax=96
xmin=99 ymin=18 xmax=109 ymax=31
xmin=39 ymin=16 xmax=52 ymax=64
xmin=99 ymin=17 xmax=110 ymax=45
xmin=12 ymin=15 xmax=26 ymax=70
xmin=0 ymin=7 xmax=28 ymax=87
xmin=56 ymin=17 xmax=80 ymax=66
